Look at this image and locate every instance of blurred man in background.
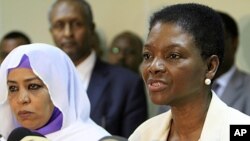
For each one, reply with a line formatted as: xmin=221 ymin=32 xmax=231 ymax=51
xmin=0 ymin=31 xmax=31 ymax=63
xmin=48 ymin=0 xmax=148 ymax=137
xmin=212 ymin=11 xmax=250 ymax=115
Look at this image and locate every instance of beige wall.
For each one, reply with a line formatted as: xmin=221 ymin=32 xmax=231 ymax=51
xmin=0 ymin=0 xmax=250 ymax=72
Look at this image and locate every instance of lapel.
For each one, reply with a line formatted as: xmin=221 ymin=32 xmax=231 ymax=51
xmin=199 ymin=93 xmax=229 ymax=141
xmin=221 ymin=69 xmax=244 ymax=105
xmin=87 ymin=59 xmax=110 ymax=111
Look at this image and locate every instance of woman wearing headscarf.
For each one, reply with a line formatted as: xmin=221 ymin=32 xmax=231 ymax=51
xmin=0 ymin=43 xmax=110 ymax=140
xmin=129 ymin=3 xmax=250 ymax=141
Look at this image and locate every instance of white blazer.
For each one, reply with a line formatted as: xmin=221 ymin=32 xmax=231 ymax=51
xmin=129 ymin=92 xmax=250 ymax=141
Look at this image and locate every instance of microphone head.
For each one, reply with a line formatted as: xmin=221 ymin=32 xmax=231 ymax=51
xmin=7 ymin=127 xmax=45 ymax=141
xmin=99 ymin=135 xmax=128 ymax=141
xmin=21 ymin=136 xmax=49 ymax=141
xmin=0 ymin=134 xmax=7 ymax=141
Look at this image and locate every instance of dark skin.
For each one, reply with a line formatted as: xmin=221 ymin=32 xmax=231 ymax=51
xmin=49 ymin=0 xmax=94 ymax=66
xmin=141 ymin=22 xmax=219 ymax=141
xmin=0 ymin=38 xmax=28 ymax=63
xmin=108 ymin=36 xmax=142 ymax=73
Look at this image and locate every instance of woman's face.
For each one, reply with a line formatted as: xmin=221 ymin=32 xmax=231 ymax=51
xmin=141 ymin=22 xmax=207 ymax=106
xmin=7 ymin=68 xmax=54 ymax=130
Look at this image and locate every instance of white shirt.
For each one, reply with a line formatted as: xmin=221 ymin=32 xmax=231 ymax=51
xmin=213 ymin=65 xmax=236 ymax=97
xmin=76 ymin=50 xmax=96 ymax=90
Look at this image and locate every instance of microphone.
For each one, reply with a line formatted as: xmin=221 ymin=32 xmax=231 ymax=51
xmin=7 ymin=127 xmax=49 ymax=141
xmin=0 ymin=134 xmax=7 ymax=141
xmin=21 ymin=136 xmax=49 ymax=141
xmin=99 ymin=135 xmax=128 ymax=141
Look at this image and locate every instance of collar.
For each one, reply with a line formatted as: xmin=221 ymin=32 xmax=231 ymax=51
xmin=76 ymin=50 xmax=96 ymax=89
xmin=213 ymin=65 xmax=236 ymax=96
xmin=216 ymin=65 xmax=236 ymax=87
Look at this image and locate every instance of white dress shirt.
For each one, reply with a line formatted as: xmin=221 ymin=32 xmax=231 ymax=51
xmin=76 ymin=50 xmax=96 ymax=90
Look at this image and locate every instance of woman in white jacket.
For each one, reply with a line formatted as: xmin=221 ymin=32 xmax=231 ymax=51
xmin=129 ymin=3 xmax=250 ymax=141
xmin=0 ymin=43 xmax=110 ymax=140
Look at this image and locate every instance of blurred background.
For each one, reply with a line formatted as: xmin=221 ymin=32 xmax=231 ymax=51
xmin=0 ymin=0 xmax=250 ymax=73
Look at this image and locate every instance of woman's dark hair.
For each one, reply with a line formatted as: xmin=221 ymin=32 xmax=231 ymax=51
xmin=111 ymin=31 xmax=143 ymax=51
xmin=149 ymin=3 xmax=224 ymax=63
xmin=217 ymin=11 xmax=238 ymax=39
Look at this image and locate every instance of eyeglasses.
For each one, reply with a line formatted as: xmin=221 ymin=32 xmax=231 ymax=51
xmin=110 ymin=47 xmax=120 ymax=54
xmin=109 ymin=47 xmax=137 ymax=55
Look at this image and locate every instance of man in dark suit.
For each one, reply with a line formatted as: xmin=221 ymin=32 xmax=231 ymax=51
xmin=212 ymin=11 xmax=250 ymax=115
xmin=48 ymin=0 xmax=148 ymax=137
